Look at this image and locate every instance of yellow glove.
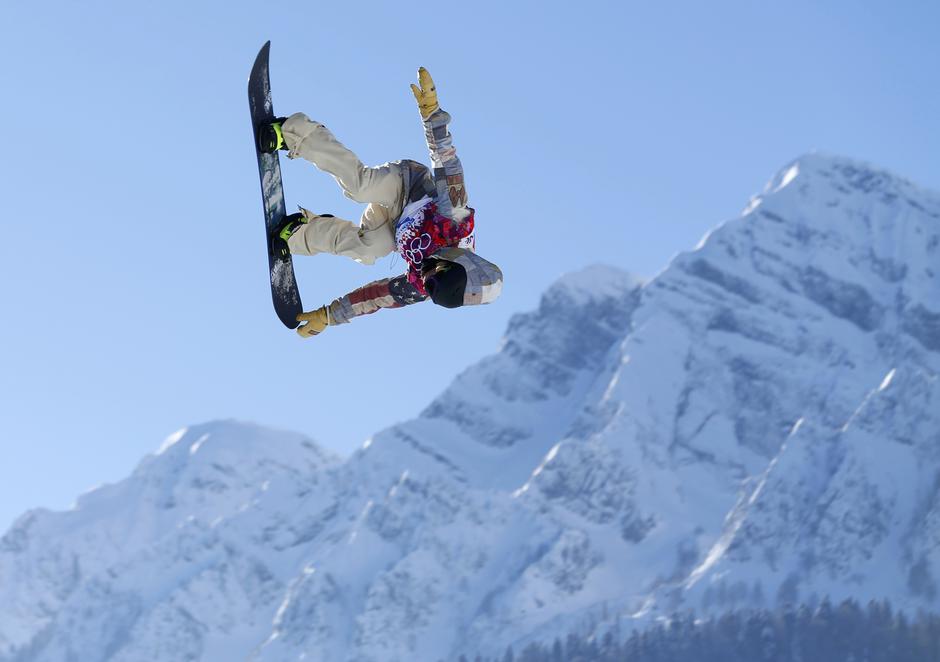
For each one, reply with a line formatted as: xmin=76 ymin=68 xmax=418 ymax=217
xmin=296 ymin=306 xmax=330 ymax=338
xmin=410 ymin=67 xmax=439 ymax=120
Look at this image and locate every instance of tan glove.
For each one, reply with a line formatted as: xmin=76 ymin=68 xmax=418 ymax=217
xmin=410 ymin=67 xmax=439 ymax=120
xmin=296 ymin=306 xmax=330 ymax=338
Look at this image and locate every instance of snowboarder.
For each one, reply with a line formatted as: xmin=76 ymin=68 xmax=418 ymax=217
xmin=257 ymin=67 xmax=503 ymax=338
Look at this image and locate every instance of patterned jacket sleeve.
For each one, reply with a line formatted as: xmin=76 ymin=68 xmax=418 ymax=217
xmin=327 ymin=274 xmax=428 ymax=325
xmin=423 ymin=108 xmax=471 ymax=222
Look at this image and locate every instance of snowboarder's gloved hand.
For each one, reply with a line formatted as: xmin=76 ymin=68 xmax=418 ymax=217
xmin=296 ymin=306 xmax=330 ymax=338
xmin=410 ymin=67 xmax=439 ymax=120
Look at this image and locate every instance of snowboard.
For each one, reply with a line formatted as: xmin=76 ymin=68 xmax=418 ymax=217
xmin=248 ymin=41 xmax=303 ymax=329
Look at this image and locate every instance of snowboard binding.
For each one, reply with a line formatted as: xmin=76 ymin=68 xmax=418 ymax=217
xmin=271 ymin=212 xmax=305 ymax=258
xmin=270 ymin=212 xmax=336 ymax=258
xmin=257 ymin=117 xmax=289 ymax=153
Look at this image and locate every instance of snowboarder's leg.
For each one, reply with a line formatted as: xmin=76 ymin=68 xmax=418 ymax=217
xmin=286 ymin=203 xmax=396 ymax=265
xmin=276 ymin=114 xmax=400 ymax=265
xmin=282 ymin=113 xmax=404 ymax=214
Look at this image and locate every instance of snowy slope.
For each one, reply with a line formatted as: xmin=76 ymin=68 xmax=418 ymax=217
xmin=594 ymin=154 xmax=940 ymax=617
xmin=666 ymin=155 xmax=940 ymax=614
xmin=1 ymin=154 xmax=938 ymax=661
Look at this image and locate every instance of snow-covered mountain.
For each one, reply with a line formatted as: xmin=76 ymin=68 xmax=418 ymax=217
xmin=2 ymin=154 xmax=938 ymax=661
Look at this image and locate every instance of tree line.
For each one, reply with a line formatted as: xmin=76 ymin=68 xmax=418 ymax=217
xmin=454 ymin=599 xmax=940 ymax=662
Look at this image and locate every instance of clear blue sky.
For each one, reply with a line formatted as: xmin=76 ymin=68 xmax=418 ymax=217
xmin=1 ymin=0 xmax=938 ymax=533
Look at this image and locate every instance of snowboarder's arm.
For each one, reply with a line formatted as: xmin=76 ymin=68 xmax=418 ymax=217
xmin=297 ymin=276 xmax=425 ymax=337
xmin=328 ymin=275 xmax=427 ymax=325
xmin=412 ymin=68 xmax=470 ymax=222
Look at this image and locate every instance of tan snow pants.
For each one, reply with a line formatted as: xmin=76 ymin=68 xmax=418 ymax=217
xmin=281 ymin=113 xmax=405 ymax=264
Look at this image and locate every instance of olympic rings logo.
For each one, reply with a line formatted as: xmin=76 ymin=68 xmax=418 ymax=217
xmin=404 ymin=233 xmax=432 ymax=266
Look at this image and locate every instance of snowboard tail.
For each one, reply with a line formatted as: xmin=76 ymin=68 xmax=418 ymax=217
xmin=248 ymin=41 xmax=303 ymax=329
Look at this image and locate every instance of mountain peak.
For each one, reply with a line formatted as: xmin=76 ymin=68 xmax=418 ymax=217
xmin=545 ymin=264 xmax=645 ymax=304
xmin=65 ymin=420 xmax=338 ymax=536
xmin=150 ymin=419 xmax=332 ymax=464
xmin=750 ymin=151 xmax=940 ymax=216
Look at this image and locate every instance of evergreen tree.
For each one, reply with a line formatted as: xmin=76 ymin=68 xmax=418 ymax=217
xmin=896 ymin=611 xmax=916 ymax=662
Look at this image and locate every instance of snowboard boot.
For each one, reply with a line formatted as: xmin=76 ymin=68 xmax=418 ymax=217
xmin=257 ymin=117 xmax=289 ymax=153
xmin=271 ymin=212 xmax=305 ymax=258
xmin=271 ymin=211 xmax=335 ymax=258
